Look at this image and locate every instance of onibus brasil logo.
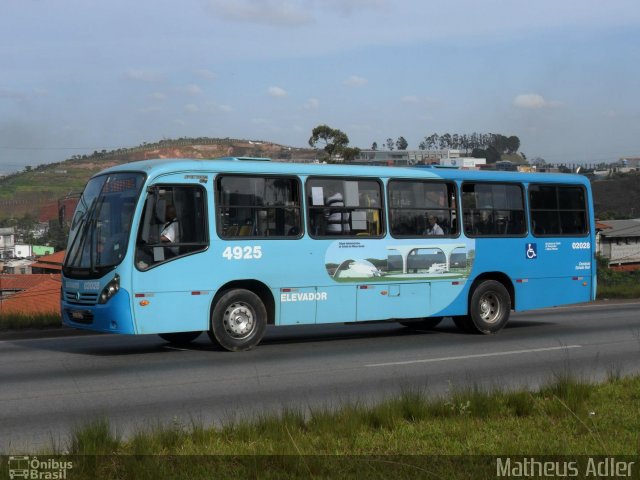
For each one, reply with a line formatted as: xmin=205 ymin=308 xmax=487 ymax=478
xmin=8 ymin=456 xmax=73 ymax=479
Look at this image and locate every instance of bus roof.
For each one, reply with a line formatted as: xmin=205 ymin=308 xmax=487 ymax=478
xmin=98 ymin=157 xmax=590 ymax=186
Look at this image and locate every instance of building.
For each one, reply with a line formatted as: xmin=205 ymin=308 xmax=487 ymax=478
xmin=0 ymin=273 xmax=61 ymax=316
xmin=440 ymin=156 xmax=487 ymax=169
xmin=2 ymin=259 xmax=34 ymax=274
xmin=0 ymin=227 xmax=15 ymax=260
xmin=354 ymin=149 xmax=486 ymax=168
xmin=14 ymin=244 xmax=55 ymax=258
xmin=30 ymin=250 xmax=65 ymax=274
xmin=597 ymin=219 xmax=640 ymax=270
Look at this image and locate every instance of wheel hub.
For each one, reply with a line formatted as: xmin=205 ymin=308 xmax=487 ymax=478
xmin=223 ymin=302 xmax=255 ymax=338
xmin=479 ymin=293 xmax=500 ymax=323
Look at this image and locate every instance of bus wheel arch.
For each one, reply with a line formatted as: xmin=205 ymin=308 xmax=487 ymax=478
xmin=462 ymin=273 xmax=514 ymax=334
xmin=211 ymin=280 xmax=275 ymax=326
xmin=208 ymin=280 xmax=274 ymax=352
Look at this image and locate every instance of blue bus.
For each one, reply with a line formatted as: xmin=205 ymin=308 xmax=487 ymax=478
xmin=61 ymin=157 xmax=596 ymax=351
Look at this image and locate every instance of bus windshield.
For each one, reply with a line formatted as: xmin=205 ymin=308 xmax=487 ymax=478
xmin=63 ymin=172 xmax=145 ymax=277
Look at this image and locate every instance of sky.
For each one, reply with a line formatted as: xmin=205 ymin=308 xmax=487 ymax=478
xmin=1 ymin=0 xmax=640 ymax=174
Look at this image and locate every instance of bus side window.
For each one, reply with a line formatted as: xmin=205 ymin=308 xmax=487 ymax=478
xmin=388 ymin=179 xmax=457 ymax=238
xmin=136 ymin=185 xmax=208 ymax=270
xmin=306 ymin=177 xmax=384 ymax=238
xmin=217 ymin=175 xmax=302 ymax=239
xmin=462 ymin=182 xmax=525 ymax=237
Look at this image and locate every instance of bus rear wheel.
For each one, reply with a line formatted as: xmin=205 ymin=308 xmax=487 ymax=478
xmin=466 ymin=280 xmax=511 ymax=334
xmin=399 ymin=317 xmax=443 ymax=330
xmin=208 ymin=289 xmax=267 ymax=352
xmin=158 ymin=331 xmax=201 ymax=344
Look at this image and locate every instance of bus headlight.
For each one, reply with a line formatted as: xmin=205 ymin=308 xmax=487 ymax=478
xmin=98 ymin=274 xmax=120 ymax=304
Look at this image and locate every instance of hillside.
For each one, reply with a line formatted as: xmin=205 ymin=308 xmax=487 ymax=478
xmin=0 ymin=138 xmax=316 ymax=220
xmin=591 ymin=171 xmax=640 ymax=219
xmin=1 ymin=138 xmax=637 ymax=221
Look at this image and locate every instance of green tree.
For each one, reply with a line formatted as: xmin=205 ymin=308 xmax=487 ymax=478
xmin=395 ymin=136 xmax=408 ymax=150
xmin=371 ymin=141 xmax=378 ymax=151
xmin=385 ymin=138 xmax=394 ymax=151
xmin=308 ymin=124 xmax=350 ymax=161
xmin=506 ymin=135 xmax=521 ymax=154
xmin=485 ymin=146 xmax=500 ymax=164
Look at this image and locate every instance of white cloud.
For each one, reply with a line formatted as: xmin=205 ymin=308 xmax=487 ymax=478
xmin=268 ymin=86 xmax=287 ymax=97
xmin=183 ymin=84 xmax=203 ymax=95
xmin=148 ymin=92 xmax=167 ymax=101
xmin=124 ymin=69 xmax=162 ymax=83
xmin=194 ymin=69 xmax=218 ymax=80
xmin=344 ymin=75 xmax=368 ymax=87
xmin=206 ymin=0 xmax=313 ymax=27
xmin=184 ymin=103 xmax=200 ymax=113
xmin=137 ymin=106 xmax=163 ymax=114
xmin=400 ymin=95 xmax=420 ymax=104
xmin=303 ymin=98 xmax=319 ymax=109
xmin=218 ymin=104 xmax=234 ymax=112
xmin=513 ymin=93 xmax=559 ymax=109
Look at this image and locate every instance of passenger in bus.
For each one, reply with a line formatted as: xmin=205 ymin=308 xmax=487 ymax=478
xmin=160 ymin=204 xmax=180 ymax=255
xmin=425 ymin=215 xmax=444 ymax=235
xmin=325 ymin=188 xmax=350 ymax=234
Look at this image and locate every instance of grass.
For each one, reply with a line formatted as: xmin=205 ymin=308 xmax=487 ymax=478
xmin=21 ymin=374 xmax=638 ymax=479
xmin=0 ymin=312 xmax=62 ymax=330
xmin=597 ymin=283 xmax=640 ymax=299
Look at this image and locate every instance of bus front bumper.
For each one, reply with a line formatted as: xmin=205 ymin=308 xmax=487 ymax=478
xmin=61 ymin=289 xmax=136 ymax=334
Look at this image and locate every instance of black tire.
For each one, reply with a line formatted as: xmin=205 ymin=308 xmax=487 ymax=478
xmin=452 ymin=315 xmax=475 ymax=333
xmin=158 ymin=331 xmax=201 ymax=344
xmin=467 ymin=280 xmax=511 ymax=334
xmin=399 ymin=317 xmax=443 ymax=329
xmin=208 ymin=289 xmax=267 ymax=352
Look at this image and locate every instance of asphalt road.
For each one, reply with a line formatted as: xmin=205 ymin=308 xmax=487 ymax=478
xmin=1 ymin=300 xmax=639 ymax=452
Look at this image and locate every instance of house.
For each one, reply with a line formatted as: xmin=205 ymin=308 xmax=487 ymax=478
xmin=0 ymin=227 xmax=15 ymax=260
xmin=0 ymin=274 xmax=61 ymax=316
xmin=14 ymin=244 xmax=55 ymax=258
xmin=30 ymin=250 xmax=65 ymax=274
xmin=2 ymin=259 xmax=33 ymax=274
xmin=597 ymin=219 xmax=640 ymax=270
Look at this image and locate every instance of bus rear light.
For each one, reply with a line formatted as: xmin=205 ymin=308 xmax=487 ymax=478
xmin=516 ymin=279 xmax=528 ymax=283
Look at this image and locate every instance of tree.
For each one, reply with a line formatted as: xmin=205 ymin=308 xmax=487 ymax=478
xmin=385 ymin=138 xmax=395 ymax=151
xmin=371 ymin=142 xmax=378 ymax=151
xmin=341 ymin=146 xmax=361 ymax=162
xmin=485 ymin=146 xmax=500 ymax=164
xmin=395 ymin=136 xmax=408 ymax=150
xmin=308 ymin=124 xmax=350 ymax=161
xmin=506 ymin=135 xmax=521 ymax=154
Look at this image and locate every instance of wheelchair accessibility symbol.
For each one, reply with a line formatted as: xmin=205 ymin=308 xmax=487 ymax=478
xmin=526 ymin=243 xmax=537 ymax=259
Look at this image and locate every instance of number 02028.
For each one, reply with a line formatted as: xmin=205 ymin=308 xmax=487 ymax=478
xmin=222 ymin=246 xmax=263 ymax=260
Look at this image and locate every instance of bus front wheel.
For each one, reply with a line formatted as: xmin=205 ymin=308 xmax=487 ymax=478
xmin=208 ymin=289 xmax=267 ymax=352
xmin=466 ymin=280 xmax=511 ymax=334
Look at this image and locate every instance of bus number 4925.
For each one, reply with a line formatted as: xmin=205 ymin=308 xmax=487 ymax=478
xmin=222 ymin=245 xmax=263 ymax=260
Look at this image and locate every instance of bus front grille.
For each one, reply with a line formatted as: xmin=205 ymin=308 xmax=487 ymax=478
xmin=64 ymin=291 xmax=99 ymax=305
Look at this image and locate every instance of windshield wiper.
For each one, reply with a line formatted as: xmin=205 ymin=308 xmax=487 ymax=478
xmin=66 ymin=197 xmax=97 ymax=269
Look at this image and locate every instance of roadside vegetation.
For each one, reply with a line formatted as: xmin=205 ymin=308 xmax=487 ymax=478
xmin=34 ymin=374 xmax=639 ymax=478
xmin=0 ymin=312 xmax=61 ymax=331
xmin=596 ymin=255 xmax=640 ymax=299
